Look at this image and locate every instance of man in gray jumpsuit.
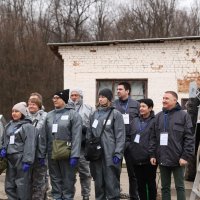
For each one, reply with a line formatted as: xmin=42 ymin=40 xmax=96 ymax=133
xmin=68 ymin=88 xmax=93 ymax=200
xmin=40 ymin=89 xmax=82 ymax=200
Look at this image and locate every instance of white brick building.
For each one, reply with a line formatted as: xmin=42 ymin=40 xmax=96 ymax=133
xmin=48 ymin=36 xmax=200 ymax=113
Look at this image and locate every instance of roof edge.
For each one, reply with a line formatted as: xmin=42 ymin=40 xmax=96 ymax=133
xmin=47 ymin=36 xmax=200 ymax=47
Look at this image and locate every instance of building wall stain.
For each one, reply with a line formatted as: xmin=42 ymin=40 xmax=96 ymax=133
xmin=178 ymin=71 xmax=200 ymax=92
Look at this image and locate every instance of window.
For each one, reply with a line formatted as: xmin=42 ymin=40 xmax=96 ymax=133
xmin=181 ymin=98 xmax=189 ymax=110
xmin=96 ymin=79 xmax=147 ymax=102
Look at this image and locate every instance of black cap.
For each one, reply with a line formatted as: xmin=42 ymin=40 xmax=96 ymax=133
xmin=54 ymin=89 xmax=69 ymax=104
xmin=99 ymin=88 xmax=113 ymax=102
xmin=139 ymin=98 xmax=154 ymax=108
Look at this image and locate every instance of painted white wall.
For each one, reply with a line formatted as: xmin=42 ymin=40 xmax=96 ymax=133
xmin=59 ymin=40 xmax=200 ymax=113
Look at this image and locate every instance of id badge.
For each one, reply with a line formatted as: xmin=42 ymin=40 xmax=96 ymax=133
xmin=52 ymin=124 xmax=58 ymax=133
xmin=134 ymin=134 xmax=140 ymax=143
xmin=61 ymin=115 xmax=69 ymax=120
xmin=122 ymin=114 xmax=129 ymax=124
xmin=160 ymin=132 xmax=168 ymax=146
xmin=92 ymin=119 xmax=98 ymax=128
xmin=9 ymin=135 xmax=15 ymax=144
xmin=104 ymin=119 xmax=111 ymax=125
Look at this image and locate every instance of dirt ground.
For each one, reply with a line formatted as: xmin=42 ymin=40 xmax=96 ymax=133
xmin=0 ymin=167 xmax=193 ymax=200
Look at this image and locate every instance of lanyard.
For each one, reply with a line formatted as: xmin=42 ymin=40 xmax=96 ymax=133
xmin=77 ymin=105 xmax=82 ymax=113
xmin=120 ymin=98 xmax=129 ymax=114
xmin=163 ymin=113 xmax=168 ymax=132
xmin=137 ymin=119 xmax=150 ymax=134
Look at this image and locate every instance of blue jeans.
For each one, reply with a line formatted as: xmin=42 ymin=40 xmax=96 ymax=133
xmin=159 ymin=165 xmax=185 ymax=200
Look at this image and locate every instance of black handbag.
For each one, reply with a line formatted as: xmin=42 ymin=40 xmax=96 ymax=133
xmin=85 ymin=108 xmax=114 ymax=161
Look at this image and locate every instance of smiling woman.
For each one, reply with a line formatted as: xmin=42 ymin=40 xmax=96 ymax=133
xmin=1 ymin=102 xmax=37 ymax=199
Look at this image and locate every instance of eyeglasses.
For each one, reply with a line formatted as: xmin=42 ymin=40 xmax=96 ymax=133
xmin=52 ymin=96 xmax=60 ymax=101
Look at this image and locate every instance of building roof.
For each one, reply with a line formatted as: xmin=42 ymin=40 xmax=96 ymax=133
xmin=48 ymin=36 xmax=200 ymax=60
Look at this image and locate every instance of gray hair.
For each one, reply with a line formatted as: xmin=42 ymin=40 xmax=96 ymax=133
xmin=70 ymin=88 xmax=83 ymax=98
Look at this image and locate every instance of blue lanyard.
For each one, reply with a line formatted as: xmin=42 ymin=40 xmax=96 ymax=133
xmin=124 ymin=99 xmax=129 ymax=114
xmin=164 ymin=113 xmax=168 ymax=132
xmin=120 ymin=98 xmax=129 ymax=114
xmin=137 ymin=120 xmax=150 ymax=134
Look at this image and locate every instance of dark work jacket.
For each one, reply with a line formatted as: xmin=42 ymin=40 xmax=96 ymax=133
xmin=149 ymin=103 xmax=194 ymax=167
xmin=128 ymin=111 xmax=155 ymax=165
xmin=113 ymin=97 xmax=139 ymax=136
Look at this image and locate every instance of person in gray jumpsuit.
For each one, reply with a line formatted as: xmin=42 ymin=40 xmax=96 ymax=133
xmin=41 ymin=89 xmax=82 ymax=200
xmin=27 ymin=96 xmax=47 ymax=200
xmin=87 ymin=88 xmax=125 ymax=200
xmin=0 ymin=120 xmax=4 ymax=139
xmin=0 ymin=102 xmax=37 ymax=200
xmin=68 ymin=89 xmax=93 ymax=200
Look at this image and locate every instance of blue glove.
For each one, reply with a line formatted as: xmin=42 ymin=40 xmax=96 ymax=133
xmin=38 ymin=158 xmax=45 ymax=167
xmin=22 ymin=163 xmax=31 ymax=172
xmin=0 ymin=148 xmax=6 ymax=158
xmin=69 ymin=157 xmax=78 ymax=167
xmin=113 ymin=156 xmax=121 ymax=165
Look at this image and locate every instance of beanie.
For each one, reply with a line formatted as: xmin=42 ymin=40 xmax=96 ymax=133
xmin=70 ymin=88 xmax=83 ymax=98
xmin=139 ymin=98 xmax=154 ymax=108
xmin=12 ymin=102 xmax=27 ymax=116
xmin=54 ymin=89 xmax=69 ymax=104
xmin=99 ymin=88 xmax=113 ymax=102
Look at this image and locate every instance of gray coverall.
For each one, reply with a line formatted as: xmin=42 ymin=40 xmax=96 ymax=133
xmin=68 ymin=99 xmax=93 ymax=199
xmin=41 ymin=106 xmax=82 ymax=200
xmin=1 ymin=118 xmax=37 ymax=200
xmin=28 ymin=110 xmax=48 ymax=200
xmin=0 ymin=121 xmax=4 ymax=138
xmin=87 ymin=106 xmax=125 ymax=200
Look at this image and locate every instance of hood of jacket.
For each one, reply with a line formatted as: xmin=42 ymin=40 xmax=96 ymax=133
xmin=162 ymin=102 xmax=182 ymax=113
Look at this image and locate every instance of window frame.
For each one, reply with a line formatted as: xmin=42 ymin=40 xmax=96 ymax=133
xmin=96 ymin=79 xmax=148 ymax=103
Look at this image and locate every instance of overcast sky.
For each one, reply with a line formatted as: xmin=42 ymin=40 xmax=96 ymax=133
xmin=115 ymin=0 xmax=196 ymax=10
xmin=178 ymin=0 xmax=195 ymax=9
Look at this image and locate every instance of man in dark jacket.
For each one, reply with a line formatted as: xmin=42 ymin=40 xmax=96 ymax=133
xmin=149 ymin=91 xmax=194 ymax=200
xmin=113 ymin=81 xmax=140 ymax=200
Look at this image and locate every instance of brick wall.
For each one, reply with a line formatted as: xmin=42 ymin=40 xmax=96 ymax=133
xmin=58 ymin=40 xmax=200 ymax=113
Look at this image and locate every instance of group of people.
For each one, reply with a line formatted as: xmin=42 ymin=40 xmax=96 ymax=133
xmin=0 ymin=81 xmax=195 ymax=200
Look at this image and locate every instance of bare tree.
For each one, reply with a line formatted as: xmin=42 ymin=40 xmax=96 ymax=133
xmin=0 ymin=0 xmax=63 ymax=119
xmin=89 ymin=0 xmax=116 ymax=41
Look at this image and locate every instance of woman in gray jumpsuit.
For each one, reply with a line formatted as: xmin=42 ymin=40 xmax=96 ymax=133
xmin=87 ymin=88 xmax=125 ymax=200
xmin=0 ymin=102 xmax=37 ymax=200
xmin=41 ymin=89 xmax=82 ymax=200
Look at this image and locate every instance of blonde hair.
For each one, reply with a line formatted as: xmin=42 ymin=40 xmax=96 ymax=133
xmin=28 ymin=98 xmax=42 ymax=109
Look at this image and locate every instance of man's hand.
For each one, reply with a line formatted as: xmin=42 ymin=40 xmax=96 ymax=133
xmin=179 ymin=158 xmax=188 ymax=166
xmin=150 ymin=158 xmax=157 ymax=165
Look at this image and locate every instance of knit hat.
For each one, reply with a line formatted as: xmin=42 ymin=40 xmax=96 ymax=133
xmin=99 ymin=88 xmax=113 ymax=102
xmin=28 ymin=98 xmax=42 ymax=109
xmin=139 ymin=98 xmax=154 ymax=108
xmin=70 ymin=88 xmax=83 ymax=98
xmin=54 ymin=89 xmax=69 ymax=104
xmin=12 ymin=102 xmax=27 ymax=116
